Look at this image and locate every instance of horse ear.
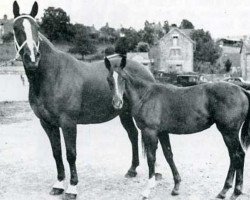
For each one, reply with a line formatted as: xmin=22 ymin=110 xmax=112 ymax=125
xmin=104 ymin=57 xmax=111 ymax=71
xmin=13 ymin=1 xmax=20 ymax=18
xmin=120 ymin=55 xmax=127 ymax=69
xmin=30 ymin=1 xmax=38 ymax=18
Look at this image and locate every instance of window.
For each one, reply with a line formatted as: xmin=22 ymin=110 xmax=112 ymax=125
xmin=169 ymin=49 xmax=182 ymax=58
xmin=172 ymin=35 xmax=179 ymax=46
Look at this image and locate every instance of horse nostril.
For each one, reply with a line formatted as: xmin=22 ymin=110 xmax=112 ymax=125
xmin=36 ymin=52 xmax=41 ymax=58
xmin=112 ymin=98 xmax=116 ymax=106
xmin=23 ymin=53 xmax=31 ymax=62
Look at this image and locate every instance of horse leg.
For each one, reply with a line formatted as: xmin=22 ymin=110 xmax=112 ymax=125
xmin=119 ymin=111 xmax=139 ymax=178
xmin=61 ymin=119 xmax=78 ymax=200
xmin=230 ymin=143 xmax=245 ymax=200
xmin=141 ymin=128 xmax=158 ymax=199
xmin=40 ymin=120 xmax=65 ymax=195
xmin=158 ymin=131 xmax=181 ymax=196
xmin=217 ymin=128 xmax=245 ymax=199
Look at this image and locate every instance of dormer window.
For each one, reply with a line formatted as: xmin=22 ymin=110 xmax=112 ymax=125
xmin=172 ymin=34 xmax=179 ymax=46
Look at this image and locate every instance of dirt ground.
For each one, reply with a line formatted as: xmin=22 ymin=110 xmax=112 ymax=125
xmin=1 ymin=101 xmax=250 ymax=200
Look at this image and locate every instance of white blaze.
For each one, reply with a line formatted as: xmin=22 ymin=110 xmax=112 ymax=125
xmin=23 ymin=19 xmax=36 ymax=62
xmin=113 ymin=71 xmax=122 ymax=99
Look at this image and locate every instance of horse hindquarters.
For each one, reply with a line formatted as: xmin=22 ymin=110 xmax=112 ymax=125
xmin=240 ymin=91 xmax=250 ymax=151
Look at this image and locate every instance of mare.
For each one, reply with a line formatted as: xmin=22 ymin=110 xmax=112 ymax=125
xmin=104 ymin=56 xmax=250 ymax=200
xmin=12 ymin=1 xmax=155 ymax=199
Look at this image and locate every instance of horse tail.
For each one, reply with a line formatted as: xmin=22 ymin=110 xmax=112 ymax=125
xmin=240 ymin=90 xmax=250 ymax=151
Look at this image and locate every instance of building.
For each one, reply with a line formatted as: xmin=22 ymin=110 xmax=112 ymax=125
xmin=127 ymin=52 xmax=153 ymax=68
xmin=0 ymin=15 xmax=13 ymax=44
xmin=240 ymin=38 xmax=250 ymax=81
xmin=151 ymin=27 xmax=195 ymax=73
xmin=218 ymin=38 xmax=241 ymax=76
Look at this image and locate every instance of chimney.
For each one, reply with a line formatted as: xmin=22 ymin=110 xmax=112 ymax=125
xmin=170 ymin=24 xmax=177 ymax=30
xmin=3 ymin=14 xmax=7 ymax=20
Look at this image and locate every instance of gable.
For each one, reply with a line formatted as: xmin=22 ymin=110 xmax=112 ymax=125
xmin=160 ymin=28 xmax=195 ymax=44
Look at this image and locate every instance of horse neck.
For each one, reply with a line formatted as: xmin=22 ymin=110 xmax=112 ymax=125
xmin=124 ymin=71 xmax=152 ymax=109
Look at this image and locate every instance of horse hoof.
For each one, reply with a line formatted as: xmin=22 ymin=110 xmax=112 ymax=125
xmin=216 ymin=193 xmax=226 ymax=199
xmin=64 ymin=193 xmax=77 ymax=200
xmin=125 ymin=170 xmax=137 ymax=178
xmin=155 ymin=173 xmax=162 ymax=181
xmin=171 ymin=189 xmax=179 ymax=196
xmin=229 ymin=193 xmax=242 ymax=200
xmin=229 ymin=195 xmax=237 ymax=200
xmin=49 ymin=188 xmax=64 ymax=195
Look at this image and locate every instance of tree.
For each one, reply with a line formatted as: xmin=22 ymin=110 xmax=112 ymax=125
xmin=163 ymin=20 xmax=170 ymax=34
xmin=40 ymin=7 xmax=75 ymax=41
xmin=136 ymin=42 xmax=149 ymax=52
xmin=191 ymin=29 xmax=221 ymax=68
xmin=120 ymin=27 xmax=141 ymax=51
xmin=69 ymin=24 xmax=97 ymax=60
xmin=104 ymin=46 xmax=115 ymax=56
xmin=225 ymin=59 xmax=232 ymax=72
xmin=99 ymin=23 xmax=119 ymax=44
xmin=180 ymin=19 xmax=194 ymax=29
xmin=142 ymin=20 xmax=155 ymax=45
xmin=115 ymin=37 xmax=130 ymax=55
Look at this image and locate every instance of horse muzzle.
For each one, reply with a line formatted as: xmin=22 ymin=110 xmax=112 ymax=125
xmin=23 ymin=52 xmax=40 ymax=70
xmin=112 ymin=97 xmax=123 ymax=110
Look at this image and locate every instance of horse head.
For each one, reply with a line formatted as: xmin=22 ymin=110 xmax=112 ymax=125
xmin=104 ymin=56 xmax=127 ymax=110
xmin=13 ymin=1 xmax=41 ymax=70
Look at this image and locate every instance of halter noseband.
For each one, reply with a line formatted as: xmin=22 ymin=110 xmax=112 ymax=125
xmin=13 ymin=15 xmax=42 ymax=60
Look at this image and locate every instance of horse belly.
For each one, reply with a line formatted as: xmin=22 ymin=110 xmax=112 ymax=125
xmin=161 ymin=105 xmax=213 ymax=134
xmin=77 ymin=99 xmax=120 ymax=124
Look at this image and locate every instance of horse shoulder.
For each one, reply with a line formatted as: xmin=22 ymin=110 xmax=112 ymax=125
xmin=136 ymin=85 xmax=163 ymax=130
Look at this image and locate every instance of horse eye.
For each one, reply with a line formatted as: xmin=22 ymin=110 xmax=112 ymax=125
xmin=107 ymin=77 xmax=113 ymax=86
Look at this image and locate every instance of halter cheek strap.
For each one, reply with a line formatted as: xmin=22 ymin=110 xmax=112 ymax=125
xmin=13 ymin=15 xmax=42 ymax=60
xmin=13 ymin=32 xmax=41 ymax=60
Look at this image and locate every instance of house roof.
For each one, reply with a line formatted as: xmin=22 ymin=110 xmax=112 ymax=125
xmin=127 ymin=52 xmax=149 ymax=59
xmin=160 ymin=28 xmax=195 ymax=44
xmin=127 ymin=52 xmax=152 ymax=64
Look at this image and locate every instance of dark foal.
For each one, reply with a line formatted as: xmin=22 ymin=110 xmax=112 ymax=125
xmin=104 ymin=56 xmax=250 ymax=200
xmin=12 ymin=2 xmax=155 ymax=199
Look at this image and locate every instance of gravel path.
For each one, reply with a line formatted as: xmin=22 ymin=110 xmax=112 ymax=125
xmin=0 ymin=102 xmax=250 ymax=200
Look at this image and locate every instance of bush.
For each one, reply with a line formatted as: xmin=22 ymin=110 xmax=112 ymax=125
xmin=2 ymin=32 xmax=14 ymax=43
xmin=104 ymin=46 xmax=115 ymax=56
xmin=136 ymin=42 xmax=149 ymax=52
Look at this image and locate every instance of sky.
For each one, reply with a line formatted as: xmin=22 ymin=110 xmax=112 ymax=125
xmin=1 ymin=0 xmax=250 ymax=38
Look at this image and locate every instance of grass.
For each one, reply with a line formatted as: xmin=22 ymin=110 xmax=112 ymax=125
xmin=0 ymin=43 xmax=16 ymax=61
xmin=0 ymin=101 xmax=32 ymax=124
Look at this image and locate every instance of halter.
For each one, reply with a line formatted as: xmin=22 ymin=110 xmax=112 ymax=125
xmin=13 ymin=15 xmax=41 ymax=60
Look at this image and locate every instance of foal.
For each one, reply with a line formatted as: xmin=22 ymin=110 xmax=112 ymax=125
xmin=104 ymin=56 xmax=250 ymax=200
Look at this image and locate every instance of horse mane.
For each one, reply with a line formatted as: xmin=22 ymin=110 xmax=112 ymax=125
xmin=123 ymin=66 xmax=155 ymax=107
xmin=38 ymin=33 xmax=59 ymax=52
